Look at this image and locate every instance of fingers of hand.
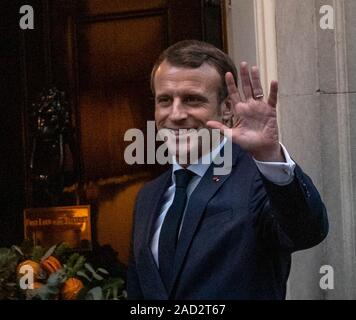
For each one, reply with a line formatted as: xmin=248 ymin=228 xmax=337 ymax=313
xmin=267 ymin=80 xmax=278 ymax=108
xmin=225 ymin=72 xmax=241 ymax=104
xmin=240 ymin=62 xmax=253 ymax=100
xmin=251 ymin=66 xmax=264 ymax=99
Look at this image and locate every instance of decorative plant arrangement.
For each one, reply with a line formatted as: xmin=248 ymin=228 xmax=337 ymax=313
xmin=0 ymin=242 xmax=126 ymax=300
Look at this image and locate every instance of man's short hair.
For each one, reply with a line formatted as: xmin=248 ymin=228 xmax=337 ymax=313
xmin=151 ymin=40 xmax=238 ymax=103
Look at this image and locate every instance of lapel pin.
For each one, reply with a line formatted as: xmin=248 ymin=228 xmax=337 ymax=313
xmin=213 ymin=176 xmax=220 ymax=182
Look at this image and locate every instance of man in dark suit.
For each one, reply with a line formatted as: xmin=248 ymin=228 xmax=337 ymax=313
xmin=127 ymin=40 xmax=328 ymax=300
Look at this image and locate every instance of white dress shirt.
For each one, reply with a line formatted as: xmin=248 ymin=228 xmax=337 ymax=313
xmin=150 ymin=139 xmax=296 ymax=266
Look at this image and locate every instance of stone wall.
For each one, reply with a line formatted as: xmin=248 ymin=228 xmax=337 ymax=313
xmin=227 ymin=0 xmax=356 ymax=299
xmin=275 ymin=0 xmax=356 ymax=299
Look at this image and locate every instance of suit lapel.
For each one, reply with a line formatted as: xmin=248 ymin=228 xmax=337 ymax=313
xmin=145 ymin=169 xmax=173 ymax=245
xmin=169 ymin=143 xmax=241 ymax=296
xmin=137 ymin=246 xmax=168 ymax=299
xmin=137 ymin=169 xmax=172 ymax=299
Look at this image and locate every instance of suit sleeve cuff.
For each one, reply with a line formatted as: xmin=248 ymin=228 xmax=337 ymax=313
xmin=253 ymin=143 xmax=296 ymax=186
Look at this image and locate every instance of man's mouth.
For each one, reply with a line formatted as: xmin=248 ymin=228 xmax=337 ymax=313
xmin=167 ymin=128 xmax=198 ymax=136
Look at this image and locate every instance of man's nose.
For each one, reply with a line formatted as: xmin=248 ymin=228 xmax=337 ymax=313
xmin=169 ymin=98 xmax=188 ymax=121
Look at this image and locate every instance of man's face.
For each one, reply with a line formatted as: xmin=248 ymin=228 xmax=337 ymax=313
xmin=154 ymin=61 xmax=226 ymax=165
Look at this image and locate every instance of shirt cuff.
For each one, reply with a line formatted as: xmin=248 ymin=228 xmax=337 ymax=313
xmin=253 ymin=143 xmax=296 ymax=186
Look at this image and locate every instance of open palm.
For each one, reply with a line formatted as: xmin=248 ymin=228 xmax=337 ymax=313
xmin=207 ymin=62 xmax=283 ymax=162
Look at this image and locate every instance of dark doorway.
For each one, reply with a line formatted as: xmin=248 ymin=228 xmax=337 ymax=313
xmin=0 ymin=0 xmax=226 ymax=264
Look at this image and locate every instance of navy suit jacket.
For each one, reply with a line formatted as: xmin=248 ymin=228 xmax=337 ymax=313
xmin=127 ymin=143 xmax=328 ymax=300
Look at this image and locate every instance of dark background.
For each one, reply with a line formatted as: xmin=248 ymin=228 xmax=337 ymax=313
xmin=0 ymin=0 xmax=226 ymax=264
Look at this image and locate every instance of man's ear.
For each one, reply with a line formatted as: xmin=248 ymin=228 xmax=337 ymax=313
xmin=221 ymin=98 xmax=234 ymax=127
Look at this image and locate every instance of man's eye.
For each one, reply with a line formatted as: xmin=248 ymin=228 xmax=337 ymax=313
xmin=157 ymin=97 xmax=171 ymax=105
xmin=185 ymin=96 xmax=202 ymax=104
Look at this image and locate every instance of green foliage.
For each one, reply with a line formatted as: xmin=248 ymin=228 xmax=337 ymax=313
xmin=64 ymin=253 xmax=86 ymax=278
xmin=32 ymin=246 xmax=46 ymax=262
xmin=102 ymin=277 xmax=126 ymax=300
xmin=0 ymin=243 xmax=126 ymax=300
xmin=0 ymin=248 xmax=21 ymax=299
xmin=53 ymin=242 xmax=70 ymax=260
xmin=26 ymin=270 xmax=67 ymax=300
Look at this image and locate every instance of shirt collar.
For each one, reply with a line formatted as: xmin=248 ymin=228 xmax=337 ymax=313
xmin=172 ymin=137 xmax=227 ymax=179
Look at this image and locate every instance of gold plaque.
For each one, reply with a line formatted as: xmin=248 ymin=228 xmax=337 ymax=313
xmin=24 ymin=205 xmax=92 ymax=250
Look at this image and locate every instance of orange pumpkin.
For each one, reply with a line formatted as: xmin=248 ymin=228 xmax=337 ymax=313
xmin=31 ymin=282 xmax=43 ymax=290
xmin=61 ymin=278 xmax=84 ymax=300
xmin=41 ymin=256 xmax=62 ymax=274
xmin=16 ymin=260 xmax=41 ymax=280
